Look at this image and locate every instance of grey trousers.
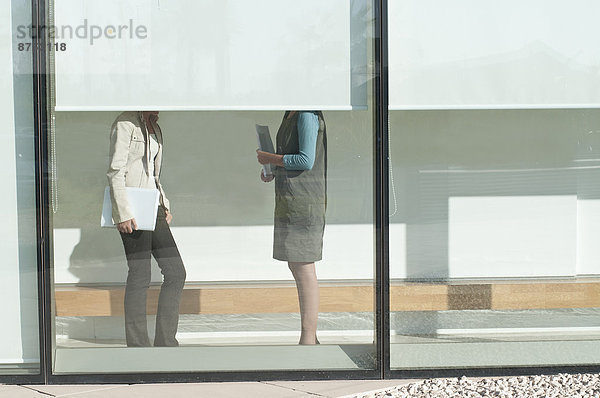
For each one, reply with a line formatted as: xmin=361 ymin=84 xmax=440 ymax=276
xmin=119 ymin=207 xmax=186 ymax=347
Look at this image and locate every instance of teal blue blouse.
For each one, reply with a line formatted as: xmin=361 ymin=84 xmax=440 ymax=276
xmin=282 ymin=112 xmax=319 ymax=170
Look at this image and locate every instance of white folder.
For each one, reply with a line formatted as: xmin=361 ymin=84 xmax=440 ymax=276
xmin=256 ymin=124 xmax=275 ymax=177
xmin=101 ymin=187 xmax=160 ymax=231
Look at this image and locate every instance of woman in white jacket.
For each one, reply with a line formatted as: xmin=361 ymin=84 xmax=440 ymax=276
xmin=107 ymin=111 xmax=186 ymax=347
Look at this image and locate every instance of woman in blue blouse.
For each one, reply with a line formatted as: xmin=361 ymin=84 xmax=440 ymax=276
xmin=257 ymin=111 xmax=327 ymax=345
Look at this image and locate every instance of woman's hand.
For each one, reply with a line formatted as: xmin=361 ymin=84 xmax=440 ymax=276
xmin=165 ymin=209 xmax=173 ymax=225
xmin=256 ymin=150 xmax=284 ymax=167
xmin=117 ymin=218 xmax=137 ymax=234
xmin=260 ymin=169 xmax=274 ymax=183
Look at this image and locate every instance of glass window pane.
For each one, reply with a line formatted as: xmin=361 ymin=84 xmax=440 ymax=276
xmin=0 ymin=0 xmax=40 ymax=375
xmin=49 ymin=0 xmax=377 ymax=374
xmin=390 ymin=0 xmax=600 ymax=370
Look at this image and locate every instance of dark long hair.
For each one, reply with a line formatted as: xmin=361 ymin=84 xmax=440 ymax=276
xmin=284 ymin=110 xmax=324 ymax=119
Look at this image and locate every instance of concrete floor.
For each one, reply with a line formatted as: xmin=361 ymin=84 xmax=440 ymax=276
xmin=5 ymin=380 xmax=418 ymax=397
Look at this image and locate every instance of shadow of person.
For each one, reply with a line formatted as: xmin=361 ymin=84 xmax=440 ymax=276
xmin=68 ymin=227 xmax=129 ymax=286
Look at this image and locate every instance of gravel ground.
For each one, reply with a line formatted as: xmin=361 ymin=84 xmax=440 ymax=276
xmin=351 ymin=373 xmax=600 ymax=398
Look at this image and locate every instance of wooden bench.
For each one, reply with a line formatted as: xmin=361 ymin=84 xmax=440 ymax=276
xmin=54 ymin=279 xmax=600 ymax=317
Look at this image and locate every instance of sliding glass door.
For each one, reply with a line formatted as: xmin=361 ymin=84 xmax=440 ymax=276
xmin=0 ymin=0 xmax=41 ymax=377
xmin=47 ymin=0 xmax=379 ymax=376
xmin=388 ymin=0 xmax=600 ymax=371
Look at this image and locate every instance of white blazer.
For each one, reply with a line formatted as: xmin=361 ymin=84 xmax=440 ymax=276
xmin=107 ymin=111 xmax=170 ymax=224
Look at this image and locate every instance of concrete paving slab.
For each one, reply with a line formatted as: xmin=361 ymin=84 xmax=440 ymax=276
xmin=54 ymin=345 xmax=372 ymax=374
xmin=24 ymin=385 xmax=127 ymax=397
xmin=390 ymin=340 xmax=600 ymax=368
xmin=264 ymin=380 xmax=418 ymax=398
xmin=56 ymin=382 xmax=318 ymax=398
xmin=0 ymin=386 xmax=47 ymax=397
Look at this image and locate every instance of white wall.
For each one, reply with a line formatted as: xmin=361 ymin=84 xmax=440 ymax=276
xmin=54 ymin=225 xmax=374 ymax=283
xmin=53 ymin=108 xmax=600 ymax=284
xmin=52 ymin=111 xmax=375 ymax=284
xmin=389 ymin=109 xmax=600 ymax=279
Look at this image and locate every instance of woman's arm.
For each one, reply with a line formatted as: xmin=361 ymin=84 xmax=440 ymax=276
xmin=107 ymin=120 xmax=135 ymax=225
xmin=256 ymin=112 xmax=319 ymax=170
xmin=282 ymin=112 xmax=319 ymax=170
xmin=256 ymin=150 xmax=284 ymax=167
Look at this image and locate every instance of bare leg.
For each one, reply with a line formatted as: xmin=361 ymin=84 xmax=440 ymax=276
xmin=288 ymin=262 xmax=320 ymax=345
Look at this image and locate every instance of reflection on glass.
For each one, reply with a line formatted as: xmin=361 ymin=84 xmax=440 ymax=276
xmin=388 ymin=0 xmax=600 ymax=371
xmin=52 ymin=110 xmax=376 ymax=374
xmin=49 ymin=0 xmax=376 ymax=375
xmin=0 ymin=0 xmax=40 ymax=375
xmin=389 ymin=109 xmax=600 ymax=370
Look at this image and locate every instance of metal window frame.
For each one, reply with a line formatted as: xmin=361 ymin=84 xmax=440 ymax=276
xmin=32 ymin=0 xmax=52 ymax=384
xmin=3 ymin=0 xmax=596 ymax=385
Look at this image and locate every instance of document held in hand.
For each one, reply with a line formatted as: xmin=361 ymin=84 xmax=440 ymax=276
xmin=256 ymin=124 xmax=275 ymax=177
xmin=101 ymin=186 xmax=160 ymax=231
